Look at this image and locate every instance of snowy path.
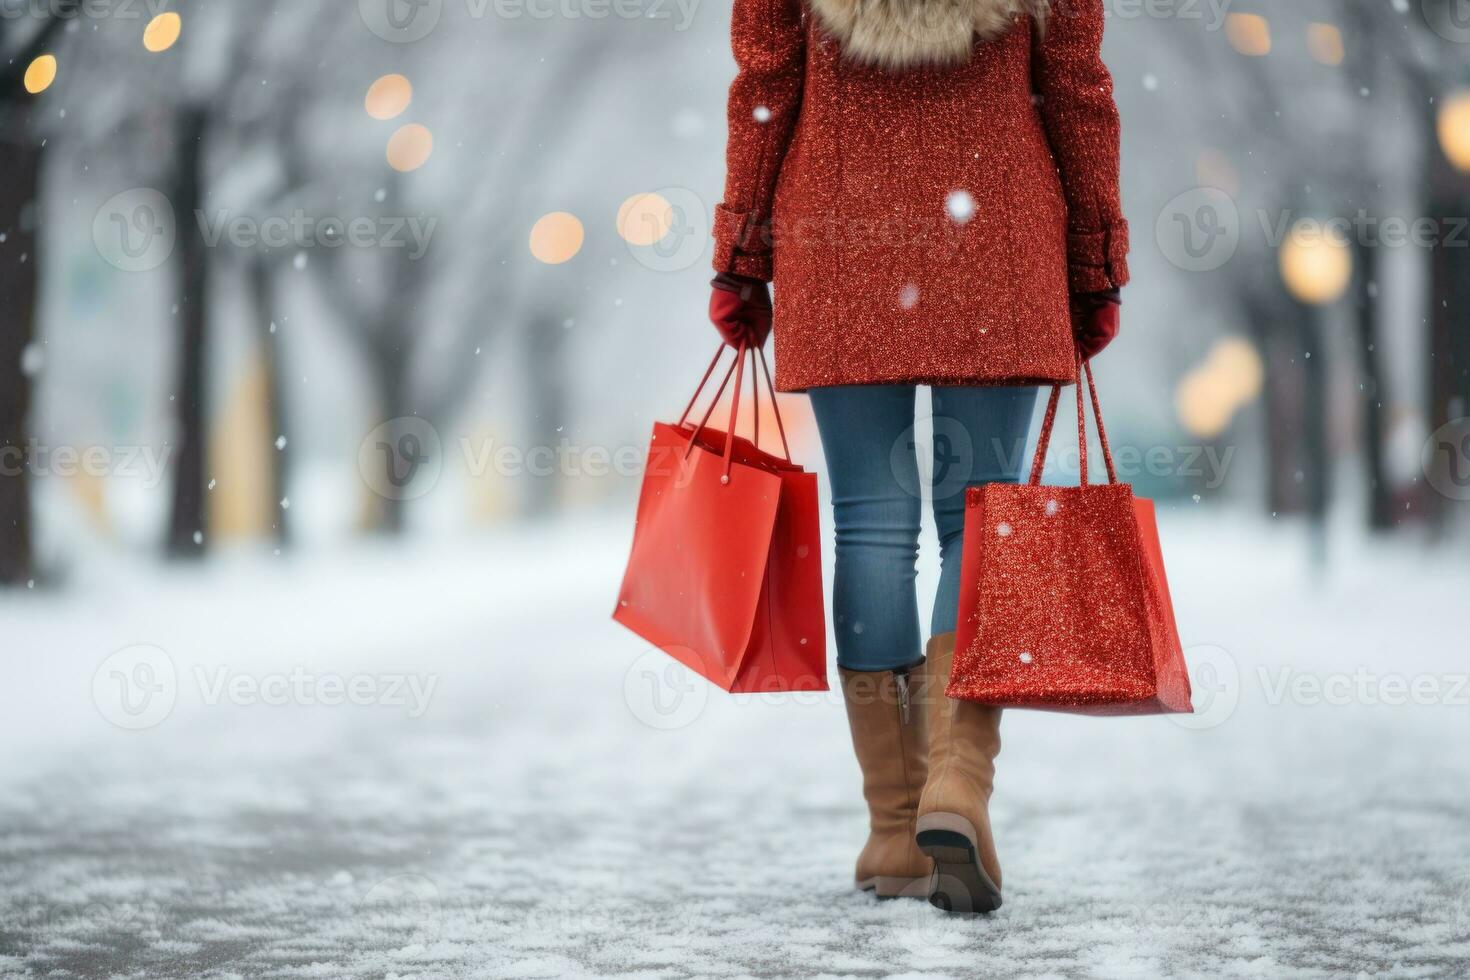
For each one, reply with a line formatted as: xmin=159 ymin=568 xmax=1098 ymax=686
xmin=2 ymin=516 xmax=1469 ymax=979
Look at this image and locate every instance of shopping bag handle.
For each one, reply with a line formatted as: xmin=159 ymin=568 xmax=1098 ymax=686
xmin=1028 ymin=351 xmax=1118 ymax=486
xmin=677 ymin=343 xmax=792 ymax=482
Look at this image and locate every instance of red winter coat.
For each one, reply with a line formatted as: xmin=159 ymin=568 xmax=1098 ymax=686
xmin=713 ymin=0 xmax=1130 ymax=391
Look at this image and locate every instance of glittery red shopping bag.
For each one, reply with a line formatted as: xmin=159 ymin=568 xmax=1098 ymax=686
xmin=949 ymin=357 xmax=1193 ymax=715
xmin=614 ymin=345 xmax=828 ymax=694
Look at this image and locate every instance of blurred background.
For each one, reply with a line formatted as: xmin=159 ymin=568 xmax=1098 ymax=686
xmin=2 ymin=2 xmax=1470 ymax=977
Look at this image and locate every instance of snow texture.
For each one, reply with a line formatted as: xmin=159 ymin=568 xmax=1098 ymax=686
xmin=2 ymin=515 xmax=1468 ymax=979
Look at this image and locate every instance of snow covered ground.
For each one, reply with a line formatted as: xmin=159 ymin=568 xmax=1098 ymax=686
xmin=2 ymin=512 xmax=1469 ymax=979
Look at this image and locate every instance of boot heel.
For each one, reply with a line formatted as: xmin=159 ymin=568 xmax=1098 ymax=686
xmin=915 ymin=812 xmax=1002 ymax=914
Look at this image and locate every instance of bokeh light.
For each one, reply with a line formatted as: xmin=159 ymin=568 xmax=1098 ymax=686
xmin=1307 ymin=23 xmax=1344 ymax=66
xmin=1437 ymin=90 xmax=1470 ymax=172
xmin=386 ymin=123 xmax=434 ymax=172
xmin=366 ymin=74 xmax=413 ymax=121
xmin=143 ymin=12 xmax=183 ymax=53
xmin=1279 ymin=222 xmax=1353 ymax=306
xmin=529 ymin=212 xmax=584 ymax=264
xmin=1226 ymin=14 xmax=1271 ymax=57
xmin=1175 ymin=336 xmax=1265 ymax=438
xmin=23 ymin=55 xmax=56 ymax=95
xmin=616 ymin=193 xmax=674 ymax=247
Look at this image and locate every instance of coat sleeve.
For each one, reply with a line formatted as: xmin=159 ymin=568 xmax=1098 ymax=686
xmin=712 ymin=0 xmax=806 ymax=282
xmin=1032 ymin=0 xmax=1130 ymax=293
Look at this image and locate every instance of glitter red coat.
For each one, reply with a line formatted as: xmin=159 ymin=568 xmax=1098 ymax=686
xmin=713 ymin=0 xmax=1130 ymax=392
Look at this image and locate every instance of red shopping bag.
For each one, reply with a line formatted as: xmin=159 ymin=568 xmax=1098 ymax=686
xmin=613 ymin=344 xmax=827 ymax=693
xmin=949 ymin=356 xmax=1193 ymax=715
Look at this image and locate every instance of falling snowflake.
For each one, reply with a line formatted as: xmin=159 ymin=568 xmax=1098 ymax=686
xmin=898 ymin=284 xmax=920 ymax=309
xmin=293 ymin=252 xmax=308 ymax=270
xmin=1143 ymin=73 xmax=1159 ymax=91
xmin=275 ymin=436 xmax=287 ymax=451
xmin=20 ymin=343 xmax=44 ymax=377
xmin=946 ymin=189 xmax=976 ymax=224
xmin=752 ymin=105 xmax=772 ymax=123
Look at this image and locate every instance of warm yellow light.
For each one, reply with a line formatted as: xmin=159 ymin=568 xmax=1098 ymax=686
xmin=1175 ymin=336 xmax=1264 ymax=439
xmin=616 ymin=193 xmax=673 ymax=247
xmin=143 ymin=12 xmax=182 ymax=52
xmin=1208 ymin=336 xmax=1264 ymax=405
xmin=365 ymin=74 xmax=413 ymax=121
xmin=1226 ymin=14 xmax=1271 ymax=56
xmin=386 ymin=123 xmax=433 ymax=172
xmin=529 ymin=212 xmax=585 ymax=264
xmin=1280 ymin=223 xmax=1353 ymax=306
xmin=23 ymin=54 xmax=56 ymax=94
xmin=1307 ymin=23 xmax=1344 ymax=66
xmin=1176 ymin=371 xmax=1236 ymax=440
xmin=1437 ymin=91 xmax=1470 ymax=172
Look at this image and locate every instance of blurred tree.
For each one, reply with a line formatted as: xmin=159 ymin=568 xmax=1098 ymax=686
xmin=0 ymin=16 xmax=64 ymax=586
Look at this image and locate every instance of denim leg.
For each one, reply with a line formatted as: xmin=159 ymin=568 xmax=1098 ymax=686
xmin=808 ymin=385 xmax=924 ymax=673
xmin=929 ymin=386 xmax=1041 ymax=637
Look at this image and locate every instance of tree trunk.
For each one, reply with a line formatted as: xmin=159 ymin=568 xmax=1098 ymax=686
xmin=1352 ymin=242 xmax=1392 ymax=531
xmin=166 ymin=107 xmax=211 ymax=559
xmin=249 ymin=259 xmax=290 ymax=547
xmin=0 ymin=129 xmax=41 ymax=586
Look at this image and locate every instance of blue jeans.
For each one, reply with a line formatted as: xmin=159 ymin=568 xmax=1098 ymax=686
xmin=809 ymin=385 xmax=1039 ymax=673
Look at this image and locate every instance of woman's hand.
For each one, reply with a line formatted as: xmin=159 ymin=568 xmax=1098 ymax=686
xmin=709 ymin=272 xmax=773 ymax=349
xmin=1071 ymin=289 xmax=1120 ymax=361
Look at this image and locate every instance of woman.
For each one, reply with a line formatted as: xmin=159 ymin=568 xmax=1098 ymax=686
xmin=707 ymin=0 xmax=1129 ymax=913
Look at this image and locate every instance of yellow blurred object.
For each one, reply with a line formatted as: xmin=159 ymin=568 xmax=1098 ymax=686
xmin=1176 ymin=336 xmax=1266 ymax=439
xmin=1437 ymin=91 xmax=1470 ymax=172
xmin=1226 ymin=14 xmax=1271 ymax=56
xmin=1279 ymin=222 xmax=1353 ymax=306
xmin=208 ymin=357 xmax=276 ymax=540
xmin=529 ymin=212 xmax=585 ymax=264
xmin=1306 ymin=23 xmax=1343 ymax=66
xmin=69 ymin=468 xmax=112 ymax=535
xmin=616 ymin=193 xmax=674 ymax=247
xmin=366 ymin=74 xmax=413 ymax=121
xmin=143 ymin=12 xmax=182 ymax=53
xmin=387 ymin=123 xmax=434 ymax=172
xmin=24 ymin=55 xmax=57 ymax=94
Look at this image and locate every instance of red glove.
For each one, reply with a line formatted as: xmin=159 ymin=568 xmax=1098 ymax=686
xmin=708 ymin=272 xmax=773 ymax=349
xmin=1071 ymin=289 xmax=1121 ymax=361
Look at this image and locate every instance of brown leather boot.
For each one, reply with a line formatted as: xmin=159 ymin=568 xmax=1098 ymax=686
xmin=840 ymin=662 xmax=933 ymax=898
xmin=916 ymin=632 xmax=1004 ymax=914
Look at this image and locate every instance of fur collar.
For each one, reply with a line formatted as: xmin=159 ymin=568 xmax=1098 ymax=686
xmin=807 ymin=0 xmax=1049 ymax=70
